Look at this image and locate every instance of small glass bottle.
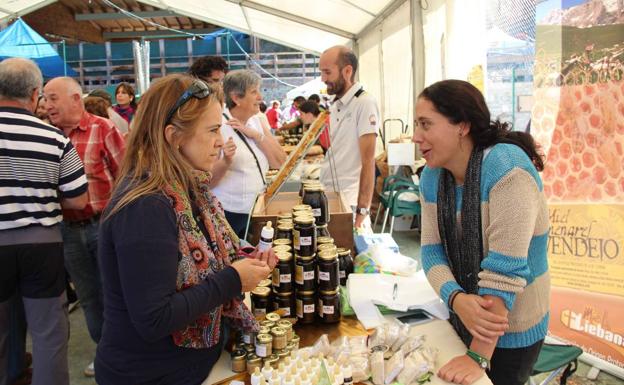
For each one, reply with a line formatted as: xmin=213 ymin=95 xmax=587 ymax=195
xmin=258 ymin=221 xmax=274 ymax=252
xmin=251 ymin=366 xmax=263 ymax=385
xmin=261 ymin=361 xmax=274 ymax=380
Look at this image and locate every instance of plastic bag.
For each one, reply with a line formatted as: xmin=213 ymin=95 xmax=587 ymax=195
xmin=370 ymin=350 xmax=385 ymax=385
xmin=350 ymin=355 xmax=370 ymax=383
xmin=354 ymin=245 xmax=418 ymax=276
xmin=368 ymin=325 xmax=387 ymax=348
xmin=384 ymin=349 xmax=405 ymax=384
xmin=310 ymin=334 xmax=331 ymax=357
xmin=391 ymin=323 xmax=411 ymax=352
xmin=396 ymin=346 xmax=438 ymax=385
xmin=401 ymin=334 xmax=426 ymax=357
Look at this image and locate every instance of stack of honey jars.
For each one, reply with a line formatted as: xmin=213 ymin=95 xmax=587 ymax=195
xmin=231 ymin=312 xmax=300 ymax=374
xmin=315 ymin=238 xmax=341 ymax=324
xmin=291 ymin=204 xmax=317 ymax=324
xmin=253 ymin=181 xmax=352 ymax=327
xmin=300 ymin=182 xmax=330 ymax=238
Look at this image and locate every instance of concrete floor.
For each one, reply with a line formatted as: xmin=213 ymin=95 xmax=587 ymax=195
xmin=55 ymin=226 xmax=622 ymax=384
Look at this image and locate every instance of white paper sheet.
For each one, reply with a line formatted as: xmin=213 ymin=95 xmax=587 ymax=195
xmin=347 ymin=271 xmax=449 ymax=329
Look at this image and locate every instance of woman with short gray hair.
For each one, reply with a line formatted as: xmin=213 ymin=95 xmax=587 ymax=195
xmin=211 ymin=69 xmax=286 ymax=238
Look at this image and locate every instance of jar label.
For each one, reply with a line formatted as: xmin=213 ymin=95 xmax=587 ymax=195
xmin=293 ymin=230 xmax=300 ymax=250
xmin=253 ymin=308 xmax=266 ymax=317
xmin=243 ymin=334 xmax=252 ymax=344
xmin=300 ymin=236 xmax=312 ymax=246
xmin=279 ymin=307 xmax=291 ymax=316
xmin=256 ymin=344 xmax=267 ymax=357
xmin=319 ymin=271 xmax=330 ymax=281
xmin=280 ymin=274 xmax=291 ymax=283
xmin=303 ymin=270 xmax=315 ymax=280
xmin=272 ymin=269 xmax=279 ymax=286
xmin=323 ymin=305 xmax=335 ymax=315
xmin=296 ymin=299 xmax=303 ymax=317
xmin=295 ymin=265 xmax=304 ymax=284
xmin=304 ymin=304 xmax=315 ymax=313
xmin=312 ymin=208 xmax=322 ymax=217
xmin=339 ymin=270 xmax=346 ymax=278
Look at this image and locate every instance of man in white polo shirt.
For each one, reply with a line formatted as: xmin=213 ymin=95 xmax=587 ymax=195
xmin=319 ymin=45 xmax=379 ymax=228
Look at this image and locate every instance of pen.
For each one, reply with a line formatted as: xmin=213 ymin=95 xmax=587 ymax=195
xmin=392 ymin=283 xmax=398 ymax=301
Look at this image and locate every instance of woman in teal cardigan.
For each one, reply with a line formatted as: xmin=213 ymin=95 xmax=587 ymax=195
xmin=414 ymin=80 xmax=550 ymax=385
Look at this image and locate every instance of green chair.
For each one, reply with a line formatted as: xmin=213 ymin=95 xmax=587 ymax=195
xmin=373 ymin=175 xmax=411 ymax=230
xmin=386 ymin=180 xmax=420 ymax=234
xmin=529 ymin=344 xmax=583 ymax=385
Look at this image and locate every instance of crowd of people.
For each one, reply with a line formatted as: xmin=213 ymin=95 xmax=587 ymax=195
xmin=0 ymin=41 xmax=549 ymax=385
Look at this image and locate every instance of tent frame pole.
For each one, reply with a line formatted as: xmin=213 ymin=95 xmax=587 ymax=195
xmin=411 ymin=0 xmax=425 ymax=129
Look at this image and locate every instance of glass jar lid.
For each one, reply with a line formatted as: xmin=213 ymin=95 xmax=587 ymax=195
xmin=304 ymin=184 xmax=324 ymax=192
xmin=318 ymin=249 xmax=338 ymax=261
xmin=271 ymin=326 xmax=286 ymax=337
xmin=256 ymin=333 xmax=273 ymax=344
xmin=251 ymin=286 xmax=271 ymax=297
xmin=247 ymin=354 xmax=261 ymax=363
xmin=277 ymin=320 xmax=292 ymax=329
xmin=266 ymin=312 xmax=281 ymax=323
xmin=318 ymin=244 xmax=337 ymax=253
xmin=276 ymin=251 xmax=293 ymax=262
xmin=294 ymin=216 xmax=315 ymax=225
xmin=273 ymin=245 xmax=292 ymax=253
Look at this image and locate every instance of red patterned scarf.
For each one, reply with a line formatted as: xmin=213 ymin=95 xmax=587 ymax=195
xmin=163 ymin=172 xmax=259 ymax=349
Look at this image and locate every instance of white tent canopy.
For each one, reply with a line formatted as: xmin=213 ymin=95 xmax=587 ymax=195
xmin=285 ymin=77 xmax=326 ymax=101
xmin=0 ymin=0 xmax=490 ymax=145
xmin=0 ymin=0 xmax=55 ymax=23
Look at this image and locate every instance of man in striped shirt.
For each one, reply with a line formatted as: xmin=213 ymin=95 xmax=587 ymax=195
xmin=0 ymin=58 xmax=88 ymax=385
xmin=43 ymin=76 xmax=125 ymax=377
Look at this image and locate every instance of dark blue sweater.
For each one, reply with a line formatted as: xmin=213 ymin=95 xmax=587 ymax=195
xmin=95 ymin=190 xmax=241 ymax=385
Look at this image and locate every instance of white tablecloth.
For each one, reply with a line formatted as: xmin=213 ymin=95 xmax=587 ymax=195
xmin=203 ymin=318 xmax=493 ymax=385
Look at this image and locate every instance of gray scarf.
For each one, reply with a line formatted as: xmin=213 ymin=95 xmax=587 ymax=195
xmin=437 ymin=147 xmax=484 ymax=346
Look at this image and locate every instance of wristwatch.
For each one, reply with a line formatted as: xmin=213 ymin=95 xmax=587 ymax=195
xmin=356 ymin=207 xmax=370 ymax=216
xmin=466 ymin=349 xmax=490 ymax=370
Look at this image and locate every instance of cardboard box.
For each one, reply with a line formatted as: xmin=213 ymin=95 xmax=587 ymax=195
xmin=248 ymin=191 xmax=354 ymax=252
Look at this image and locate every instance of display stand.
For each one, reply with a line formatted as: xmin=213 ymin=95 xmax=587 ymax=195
xmin=244 ymin=111 xmax=355 ymax=251
xmin=264 ymin=111 xmax=328 ymax=204
xmin=243 ymin=111 xmax=329 ymax=241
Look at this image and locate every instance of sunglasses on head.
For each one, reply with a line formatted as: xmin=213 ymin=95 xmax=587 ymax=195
xmin=165 ymin=79 xmax=211 ymax=125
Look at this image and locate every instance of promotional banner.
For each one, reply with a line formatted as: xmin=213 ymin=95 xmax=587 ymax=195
xmin=547 ymin=204 xmax=624 ymax=370
xmin=532 ymin=0 xmax=624 ymax=376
